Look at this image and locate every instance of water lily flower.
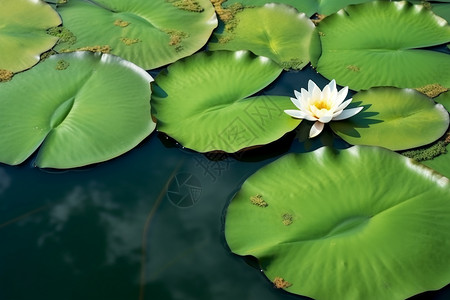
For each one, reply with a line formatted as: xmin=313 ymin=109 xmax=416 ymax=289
xmin=284 ymin=79 xmax=363 ymax=138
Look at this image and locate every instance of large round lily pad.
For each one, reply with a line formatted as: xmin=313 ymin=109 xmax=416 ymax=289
xmin=208 ymin=4 xmax=316 ymax=70
xmin=0 ymin=0 xmax=61 ymax=73
xmin=225 ymin=145 xmax=450 ymax=300
xmin=220 ymin=0 xmax=374 ymax=16
xmin=330 ymin=87 xmax=449 ymax=151
xmin=151 ymin=50 xmax=300 ymax=152
xmin=0 ymin=52 xmax=155 ymax=168
xmin=312 ymin=0 xmax=450 ymax=90
xmin=53 ymin=0 xmax=217 ymax=69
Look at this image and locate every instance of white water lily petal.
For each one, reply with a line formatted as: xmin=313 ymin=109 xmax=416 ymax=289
xmin=336 ymin=98 xmax=353 ymax=112
xmin=308 ymin=79 xmax=319 ymax=93
xmin=284 ymin=79 xmax=362 ymax=137
xmin=300 ymin=88 xmax=309 ymax=98
xmin=284 ymin=109 xmax=309 ymax=119
xmin=310 ymin=121 xmax=325 ymax=138
xmin=290 ymin=97 xmax=302 ymax=109
xmin=333 ymin=106 xmax=364 ymax=120
xmin=335 ymin=86 xmax=349 ymax=107
xmin=322 ymin=84 xmax=331 ymax=101
xmin=319 ymin=114 xmax=333 ymax=123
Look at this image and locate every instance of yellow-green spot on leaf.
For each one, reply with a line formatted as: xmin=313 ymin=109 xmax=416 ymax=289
xmin=120 ymin=37 xmax=141 ymax=45
xmin=250 ymin=194 xmax=268 ymax=207
xmin=347 ymin=65 xmax=360 ymax=72
xmin=218 ymin=36 xmax=232 ymax=44
xmin=47 ymin=26 xmax=77 ymax=46
xmin=55 ymin=59 xmax=69 ymax=70
xmin=114 ymin=19 xmax=130 ymax=27
xmin=416 ymin=83 xmax=448 ymax=98
xmin=164 ymin=29 xmax=189 ymax=51
xmin=401 ymin=130 xmax=450 ymax=162
xmin=41 ymin=50 xmax=57 ymax=61
xmin=211 ymin=0 xmax=243 ymax=26
xmin=62 ymin=45 xmax=112 ymax=54
xmin=166 ymin=0 xmax=204 ymax=12
xmin=282 ymin=213 xmax=293 ymax=226
xmin=280 ymin=59 xmax=305 ymax=71
xmin=420 ymin=1 xmax=432 ymax=9
xmin=273 ymin=277 xmax=292 ymax=289
xmin=0 ymin=69 xmax=13 ymax=82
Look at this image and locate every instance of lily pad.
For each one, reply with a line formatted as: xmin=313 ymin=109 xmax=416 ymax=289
xmin=423 ymin=148 xmax=450 ymax=178
xmin=53 ymin=0 xmax=217 ymax=69
xmin=0 ymin=52 xmax=155 ymax=168
xmin=409 ymin=0 xmax=450 ymax=23
xmin=220 ymin=0 xmax=374 ymax=16
xmin=435 ymin=90 xmax=450 ymax=112
xmin=312 ymin=0 xmax=450 ymax=90
xmin=330 ymin=87 xmax=449 ymax=151
xmin=151 ymin=50 xmax=300 ymax=152
xmin=0 ymin=0 xmax=61 ymax=73
xmin=208 ymin=4 xmax=316 ymax=70
xmin=225 ymin=145 xmax=450 ymax=300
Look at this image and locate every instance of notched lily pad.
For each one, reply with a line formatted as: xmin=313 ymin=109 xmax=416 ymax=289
xmin=53 ymin=0 xmax=217 ymax=69
xmin=330 ymin=87 xmax=450 ymax=151
xmin=225 ymin=145 xmax=450 ymax=300
xmin=0 ymin=0 xmax=61 ymax=73
xmin=208 ymin=4 xmax=316 ymax=70
xmin=312 ymin=0 xmax=450 ymax=90
xmin=151 ymin=50 xmax=300 ymax=152
xmin=0 ymin=52 xmax=155 ymax=168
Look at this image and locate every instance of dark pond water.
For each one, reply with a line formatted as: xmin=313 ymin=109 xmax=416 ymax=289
xmin=0 ymin=66 xmax=449 ymax=300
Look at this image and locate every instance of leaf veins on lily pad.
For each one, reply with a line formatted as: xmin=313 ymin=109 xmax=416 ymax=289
xmin=225 ymin=145 xmax=450 ymax=300
xmin=0 ymin=52 xmax=155 ymax=169
xmin=151 ymin=50 xmax=300 ymax=152
xmin=53 ymin=0 xmax=217 ymax=69
xmin=208 ymin=4 xmax=316 ymax=70
xmin=312 ymin=0 xmax=450 ymax=90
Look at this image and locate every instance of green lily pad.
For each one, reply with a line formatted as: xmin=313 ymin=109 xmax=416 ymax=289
xmin=0 ymin=52 xmax=155 ymax=168
xmin=208 ymin=4 xmax=316 ymax=70
xmin=409 ymin=1 xmax=450 ymax=23
xmin=151 ymin=50 xmax=300 ymax=152
xmin=225 ymin=145 xmax=450 ymax=300
xmin=431 ymin=2 xmax=450 ymax=23
xmin=312 ymin=0 xmax=450 ymax=90
xmin=0 ymin=0 xmax=61 ymax=73
xmin=330 ymin=87 xmax=449 ymax=151
xmin=221 ymin=0 xmax=374 ymax=16
xmin=53 ymin=0 xmax=217 ymax=69
xmin=435 ymin=90 xmax=450 ymax=112
xmin=423 ymin=148 xmax=450 ymax=178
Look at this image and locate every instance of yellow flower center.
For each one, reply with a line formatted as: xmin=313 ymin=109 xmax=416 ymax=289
xmin=313 ymin=100 xmax=331 ymax=110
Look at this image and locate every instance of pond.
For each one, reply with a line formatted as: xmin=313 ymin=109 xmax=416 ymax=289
xmin=0 ymin=66 xmax=449 ymax=300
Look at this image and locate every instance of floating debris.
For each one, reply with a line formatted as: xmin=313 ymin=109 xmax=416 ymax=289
xmin=415 ymin=83 xmax=448 ymax=98
xmin=250 ymin=194 xmax=268 ymax=207
xmin=55 ymin=59 xmax=70 ymax=70
xmin=166 ymin=0 xmax=204 ymax=12
xmin=282 ymin=213 xmax=293 ymax=226
xmin=114 ymin=19 xmax=130 ymax=27
xmin=0 ymin=69 xmax=13 ymax=82
xmin=120 ymin=37 xmax=141 ymax=45
xmin=47 ymin=26 xmax=77 ymax=46
xmin=273 ymin=277 xmax=292 ymax=289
